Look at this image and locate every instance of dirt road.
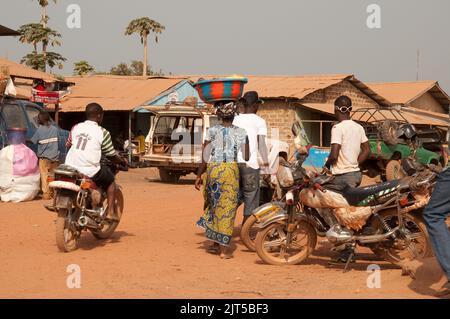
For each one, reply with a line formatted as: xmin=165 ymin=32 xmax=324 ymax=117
xmin=0 ymin=168 xmax=446 ymax=298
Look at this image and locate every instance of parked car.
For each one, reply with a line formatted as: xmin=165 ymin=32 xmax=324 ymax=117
xmin=0 ymin=98 xmax=69 ymax=162
xmin=143 ymin=104 xmax=289 ymax=183
xmin=351 ymin=108 xmax=446 ymax=180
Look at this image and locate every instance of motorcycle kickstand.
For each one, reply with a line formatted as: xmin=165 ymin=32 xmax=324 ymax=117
xmin=343 ymin=243 xmax=357 ymax=273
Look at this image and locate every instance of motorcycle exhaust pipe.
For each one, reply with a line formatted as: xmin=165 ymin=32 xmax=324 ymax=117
xmin=355 ymin=226 xmax=399 ymax=244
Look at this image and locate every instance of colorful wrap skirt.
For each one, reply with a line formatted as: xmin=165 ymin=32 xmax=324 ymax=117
xmin=197 ymin=162 xmax=240 ymax=246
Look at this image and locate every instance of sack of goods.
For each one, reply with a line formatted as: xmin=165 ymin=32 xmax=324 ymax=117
xmin=0 ymin=144 xmax=40 ymax=202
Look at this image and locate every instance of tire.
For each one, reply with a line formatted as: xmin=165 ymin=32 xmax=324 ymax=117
xmin=91 ymin=189 xmax=124 ymax=240
xmin=370 ymin=209 xmax=432 ymax=264
xmin=255 ymin=220 xmax=317 ymax=265
xmin=380 ymin=120 xmax=400 ymax=146
xmin=55 ymin=209 xmax=79 ymax=253
xmin=240 ymin=215 xmax=258 ymax=251
xmin=385 ymin=160 xmax=405 ymax=181
xmin=159 ymin=168 xmax=181 ymax=183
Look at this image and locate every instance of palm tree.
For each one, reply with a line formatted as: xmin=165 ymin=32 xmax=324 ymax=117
xmin=125 ymin=17 xmax=165 ymax=76
xmin=18 ymin=22 xmax=63 ymax=71
xmin=34 ymin=0 xmax=57 ymax=27
xmin=73 ymin=60 xmax=94 ymax=76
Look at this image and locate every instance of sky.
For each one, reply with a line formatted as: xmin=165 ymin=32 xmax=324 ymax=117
xmin=1 ymin=0 xmax=450 ymax=92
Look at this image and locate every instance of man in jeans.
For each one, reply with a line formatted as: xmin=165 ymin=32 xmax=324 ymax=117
xmin=422 ymin=167 xmax=450 ymax=295
xmin=233 ymin=91 xmax=269 ymax=224
xmin=323 ymin=95 xmax=371 ymax=263
xmin=31 ymin=110 xmax=60 ymax=200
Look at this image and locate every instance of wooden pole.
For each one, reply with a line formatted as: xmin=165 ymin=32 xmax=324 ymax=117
xmin=55 ymin=103 xmax=60 ymax=124
xmin=128 ymin=112 xmax=132 ymax=163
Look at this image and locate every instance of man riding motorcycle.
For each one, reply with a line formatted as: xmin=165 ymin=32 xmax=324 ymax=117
xmin=322 ymin=95 xmax=371 ymax=263
xmin=65 ymin=103 xmax=127 ymax=220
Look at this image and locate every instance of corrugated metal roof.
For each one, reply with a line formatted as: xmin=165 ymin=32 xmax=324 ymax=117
xmin=368 ymin=81 xmax=450 ymax=109
xmin=186 ymin=74 xmax=391 ymax=107
xmin=0 ymin=57 xmax=56 ymax=81
xmin=59 ymin=75 xmax=188 ymax=112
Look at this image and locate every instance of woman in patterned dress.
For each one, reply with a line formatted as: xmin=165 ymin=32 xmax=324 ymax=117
xmin=195 ymin=101 xmax=249 ymax=259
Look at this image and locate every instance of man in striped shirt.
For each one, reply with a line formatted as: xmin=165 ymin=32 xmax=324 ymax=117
xmin=65 ymin=103 xmax=127 ymax=219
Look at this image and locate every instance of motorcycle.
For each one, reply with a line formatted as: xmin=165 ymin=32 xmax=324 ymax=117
xmin=240 ymin=122 xmax=310 ymax=252
xmin=253 ymin=124 xmax=437 ymax=269
xmin=47 ymin=158 xmax=127 ymax=252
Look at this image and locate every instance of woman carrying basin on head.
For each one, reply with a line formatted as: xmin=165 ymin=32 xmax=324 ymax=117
xmin=195 ymin=101 xmax=249 ymax=259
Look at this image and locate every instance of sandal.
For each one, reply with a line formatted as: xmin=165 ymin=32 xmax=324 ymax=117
xmin=206 ymin=243 xmax=220 ymax=254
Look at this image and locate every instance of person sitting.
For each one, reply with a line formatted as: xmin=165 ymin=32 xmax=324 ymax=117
xmin=65 ymin=103 xmax=127 ymax=220
xmin=323 ymin=95 xmax=371 ymax=264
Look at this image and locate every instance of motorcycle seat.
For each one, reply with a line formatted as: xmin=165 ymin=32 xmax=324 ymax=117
xmin=54 ymin=165 xmax=80 ymax=177
xmin=342 ymin=179 xmax=401 ymax=206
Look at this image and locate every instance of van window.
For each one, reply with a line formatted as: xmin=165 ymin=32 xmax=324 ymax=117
xmin=0 ymin=104 xmax=27 ymax=129
xmin=25 ymin=105 xmax=41 ymax=128
xmin=155 ymin=117 xmax=176 ymax=135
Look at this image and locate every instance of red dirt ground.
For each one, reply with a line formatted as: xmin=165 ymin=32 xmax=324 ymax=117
xmin=0 ymin=168 xmax=447 ymax=299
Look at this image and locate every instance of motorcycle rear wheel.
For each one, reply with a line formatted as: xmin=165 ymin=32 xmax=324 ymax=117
xmin=91 ymin=189 xmax=124 ymax=240
xmin=240 ymin=215 xmax=258 ymax=252
xmin=370 ymin=209 xmax=431 ymax=264
xmin=56 ymin=208 xmax=79 ymax=253
xmin=255 ymin=220 xmax=317 ymax=265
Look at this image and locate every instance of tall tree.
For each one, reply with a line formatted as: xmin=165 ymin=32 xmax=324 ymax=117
xmin=18 ymin=23 xmax=63 ymax=72
xmin=34 ymin=0 xmax=57 ymax=27
xmin=125 ymin=17 xmax=165 ymax=76
xmin=73 ymin=60 xmax=94 ymax=76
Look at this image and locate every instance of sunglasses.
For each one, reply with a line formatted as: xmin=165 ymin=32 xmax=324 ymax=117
xmin=335 ymin=105 xmax=352 ymax=113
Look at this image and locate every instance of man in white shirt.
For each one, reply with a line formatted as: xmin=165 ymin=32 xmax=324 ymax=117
xmin=233 ymin=91 xmax=269 ymax=224
xmin=65 ymin=103 xmax=127 ymax=219
xmin=323 ymin=96 xmax=371 ymax=264
xmin=324 ymin=95 xmax=370 ymax=193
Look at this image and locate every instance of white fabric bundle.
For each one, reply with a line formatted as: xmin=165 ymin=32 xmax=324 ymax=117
xmin=0 ymin=144 xmax=40 ymax=203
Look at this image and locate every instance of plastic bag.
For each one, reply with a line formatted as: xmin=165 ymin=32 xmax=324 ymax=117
xmin=0 ymin=144 xmax=40 ymax=203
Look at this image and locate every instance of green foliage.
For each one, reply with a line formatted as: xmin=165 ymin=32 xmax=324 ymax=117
xmin=73 ymin=60 xmax=95 ymax=76
xmin=109 ymin=61 xmax=166 ymax=76
xmin=125 ymin=17 xmax=165 ymax=42
xmin=18 ymin=22 xmax=65 ymax=71
xmin=21 ymin=52 xmax=66 ymax=70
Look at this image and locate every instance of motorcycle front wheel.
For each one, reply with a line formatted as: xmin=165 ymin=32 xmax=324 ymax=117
xmin=255 ymin=220 xmax=317 ymax=265
xmin=56 ymin=208 xmax=79 ymax=252
xmin=91 ymin=188 xmax=124 ymax=240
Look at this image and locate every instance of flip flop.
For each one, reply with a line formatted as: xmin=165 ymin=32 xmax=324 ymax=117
xmin=206 ymin=244 xmax=220 ymax=254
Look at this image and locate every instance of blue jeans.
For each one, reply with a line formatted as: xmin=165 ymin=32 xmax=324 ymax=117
xmin=239 ymin=166 xmax=260 ymax=216
xmin=423 ymin=168 xmax=450 ymax=282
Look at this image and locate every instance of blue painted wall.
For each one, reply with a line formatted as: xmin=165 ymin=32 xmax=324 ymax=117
xmin=303 ymin=147 xmax=330 ymax=169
